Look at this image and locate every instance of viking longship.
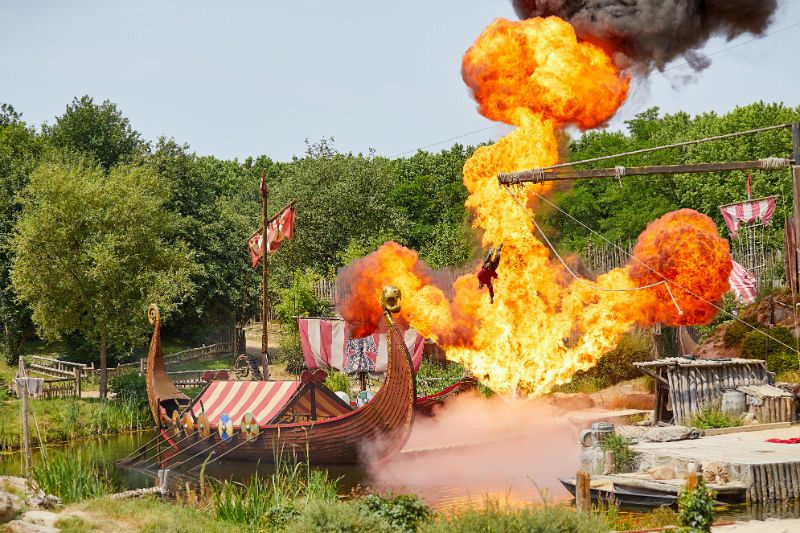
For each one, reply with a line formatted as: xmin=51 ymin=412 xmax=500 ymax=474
xmin=145 ymin=286 xmax=416 ymax=465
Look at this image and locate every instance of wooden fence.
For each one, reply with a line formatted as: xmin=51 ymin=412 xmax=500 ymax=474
xmin=41 ymin=377 xmax=80 ymax=399
xmin=24 ymin=340 xmax=235 ymax=399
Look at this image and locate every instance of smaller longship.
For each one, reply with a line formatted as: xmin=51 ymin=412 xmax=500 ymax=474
xmin=145 ymin=286 xmax=416 ymax=465
xmin=414 ymin=377 xmax=478 ymax=417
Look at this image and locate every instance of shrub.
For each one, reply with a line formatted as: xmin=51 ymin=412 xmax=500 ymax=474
xmin=415 ymin=359 xmax=465 ymax=396
xmin=722 ymin=320 xmax=751 ymax=348
xmin=273 ymin=270 xmax=331 ymax=324
xmin=688 ymin=405 xmax=741 ymax=430
xmin=557 ymin=333 xmax=652 ymax=393
xmin=599 ymin=433 xmax=635 ymax=473
xmin=678 ymin=477 xmax=715 ymax=532
xmin=360 ymin=493 xmax=431 ymax=533
xmin=419 ymin=501 xmax=609 ymax=533
xmin=109 ymin=372 xmax=148 ymax=406
xmin=324 ymin=371 xmax=352 ymax=395
xmin=739 ymin=326 xmax=797 ymax=374
xmin=292 ymin=500 xmax=395 ymax=533
xmin=32 ymin=451 xmax=118 ymax=503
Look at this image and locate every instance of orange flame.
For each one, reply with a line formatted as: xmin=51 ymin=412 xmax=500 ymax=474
xmin=337 ymin=17 xmax=732 ymax=397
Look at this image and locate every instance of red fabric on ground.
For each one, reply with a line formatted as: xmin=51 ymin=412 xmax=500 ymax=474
xmin=766 ymin=437 xmax=800 ymax=444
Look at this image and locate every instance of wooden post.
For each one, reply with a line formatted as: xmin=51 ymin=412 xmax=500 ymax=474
xmin=686 ymin=471 xmax=698 ymax=493
xmin=575 ymin=470 xmax=591 ymax=513
xmin=74 ymin=367 xmax=81 ymax=398
xmin=99 ymin=332 xmax=108 ymax=400
xmin=260 ymin=175 xmax=270 ymax=382
xmin=309 ymin=385 xmax=317 ymax=421
xmin=792 ymin=123 xmax=800 ymax=291
xmin=20 ymin=381 xmax=31 ymax=479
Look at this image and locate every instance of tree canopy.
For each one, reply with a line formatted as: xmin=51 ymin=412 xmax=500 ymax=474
xmin=11 ymin=158 xmax=195 ymax=396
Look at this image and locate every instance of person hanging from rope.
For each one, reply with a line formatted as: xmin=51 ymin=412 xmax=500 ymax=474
xmin=477 ymin=243 xmax=503 ymax=304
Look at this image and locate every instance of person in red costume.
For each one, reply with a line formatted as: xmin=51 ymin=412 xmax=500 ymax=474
xmin=477 ymin=244 xmax=502 ymax=303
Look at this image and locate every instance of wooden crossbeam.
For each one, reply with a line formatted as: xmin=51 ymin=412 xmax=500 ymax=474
xmin=498 ymin=159 xmax=795 ymax=185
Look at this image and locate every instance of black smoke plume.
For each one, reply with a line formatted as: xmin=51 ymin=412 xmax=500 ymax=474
xmin=512 ymin=0 xmax=778 ymax=72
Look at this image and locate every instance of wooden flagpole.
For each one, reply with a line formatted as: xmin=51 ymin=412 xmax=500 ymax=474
xmin=260 ymin=175 xmax=270 ymax=381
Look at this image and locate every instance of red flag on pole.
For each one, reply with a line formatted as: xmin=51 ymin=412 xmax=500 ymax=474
xmin=247 ymin=205 xmax=296 ymax=268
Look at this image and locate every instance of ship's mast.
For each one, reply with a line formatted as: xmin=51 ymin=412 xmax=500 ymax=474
xmin=260 ymin=177 xmax=270 ymax=381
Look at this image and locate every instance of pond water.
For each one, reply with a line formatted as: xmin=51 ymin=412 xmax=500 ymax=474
xmin=0 ymin=430 xmax=570 ymax=509
xmin=3 ymin=431 xmax=800 ymax=523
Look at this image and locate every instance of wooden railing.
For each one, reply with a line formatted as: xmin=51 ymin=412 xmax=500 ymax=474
xmin=27 ymin=356 xmax=92 ymax=379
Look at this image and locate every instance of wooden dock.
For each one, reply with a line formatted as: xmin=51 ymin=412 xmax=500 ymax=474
xmin=632 ymin=426 xmax=800 ymax=502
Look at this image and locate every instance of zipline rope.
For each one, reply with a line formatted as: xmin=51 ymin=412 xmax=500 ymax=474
xmin=503 ymin=187 xmax=684 ymax=315
xmin=523 ymin=187 xmax=800 ymax=356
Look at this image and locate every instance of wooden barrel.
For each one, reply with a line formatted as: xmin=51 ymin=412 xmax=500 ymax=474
xmin=721 ymin=389 xmax=747 ymax=417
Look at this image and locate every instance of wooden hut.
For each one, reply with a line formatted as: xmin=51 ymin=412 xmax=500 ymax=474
xmin=634 ymin=357 xmax=788 ymax=426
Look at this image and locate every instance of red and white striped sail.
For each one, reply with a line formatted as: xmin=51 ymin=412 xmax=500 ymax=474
xmin=192 ymin=381 xmax=299 ymax=427
xmin=299 ymin=318 xmax=424 ymax=373
xmin=729 ymin=260 xmax=757 ymax=304
xmin=719 ymin=196 xmax=776 ymax=238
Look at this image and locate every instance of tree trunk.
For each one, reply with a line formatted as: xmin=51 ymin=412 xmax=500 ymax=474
xmin=99 ymin=332 xmax=107 ymax=400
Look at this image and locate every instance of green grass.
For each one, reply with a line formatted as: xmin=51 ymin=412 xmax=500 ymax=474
xmin=58 ymin=496 xmax=246 ymax=533
xmin=169 ymin=357 xmax=235 ymax=372
xmin=33 ymin=450 xmax=118 ymax=504
xmin=420 ymin=501 xmax=610 ymax=533
xmin=0 ymin=359 xmax=15 ymax=385
xmin=0 ymin=397 xmax=150 ymax=452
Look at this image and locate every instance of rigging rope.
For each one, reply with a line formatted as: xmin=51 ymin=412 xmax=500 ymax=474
xmin=520 ymin=124 xmax=792 ymax=173
xmin=503 ymin=187 xmax=683 ymax=315
xmin=526 ymin=187 xmax=800 ymax=356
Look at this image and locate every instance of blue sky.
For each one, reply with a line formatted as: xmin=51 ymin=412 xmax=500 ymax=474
xmin=2 ymin=1 xmax=798 ymax=162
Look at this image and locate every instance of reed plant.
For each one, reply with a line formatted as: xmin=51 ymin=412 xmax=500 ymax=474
xmin=32 ymin=451 xmax=118 ymax=503
xmin=210 ymin=455 xmax=337 ymax=529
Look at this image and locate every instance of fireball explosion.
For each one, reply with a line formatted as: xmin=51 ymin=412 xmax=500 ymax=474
xmin=338 ymin=16 xmax=732 ymax=397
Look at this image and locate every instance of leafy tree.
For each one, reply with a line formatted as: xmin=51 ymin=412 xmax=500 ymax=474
xmin=42 ymin=96 xmax=146 ymax=170
xmin=11 ymin=158 xmax=195 ymax=398
xmin=148 ymin=139 xmax=258 ymax=338
xmin=0 ymin=104 xmax=42 ymax=362
xmin=548 ymin=103 xmax=800 ymax=254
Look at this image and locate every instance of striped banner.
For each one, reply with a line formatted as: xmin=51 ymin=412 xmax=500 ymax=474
xmin=729 ymin=260 xmax=757 ymax=304
xmin=298 ymin=318 xmax=423 ymax=373
xmin=191 ymin=381 xmax=299 ymax=428
xmin=720 ymin=196 xmax=776 ymax=238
